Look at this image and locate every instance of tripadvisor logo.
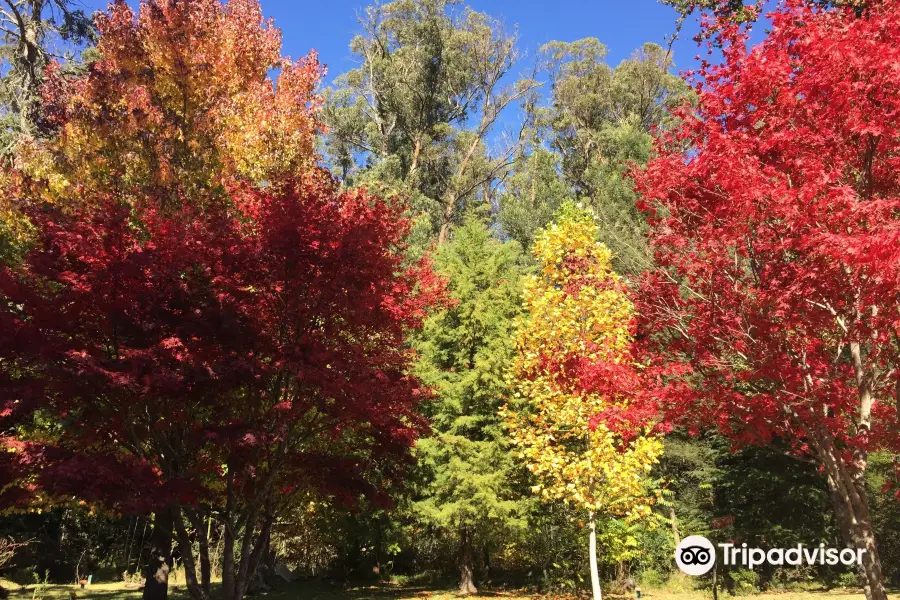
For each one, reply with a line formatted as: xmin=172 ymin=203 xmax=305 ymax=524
xmin=675 ymin=536 xmax=867 ymax=575
xmin=675 ymin=536 xmax=716 ymax=576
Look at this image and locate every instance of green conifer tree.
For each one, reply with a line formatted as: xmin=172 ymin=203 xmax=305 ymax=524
xmin=412 ymin=217 xmax=527 ymax=594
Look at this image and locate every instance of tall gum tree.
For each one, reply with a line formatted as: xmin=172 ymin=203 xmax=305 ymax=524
xmin=0 ymin=0 xmax=94 ymax=257
xmin=0 ymin=0 xmax=94 ymax=149
xmin=634 ymin=2 xmax=900 ymax=599
xmin=323 ymin=0 xmax=538 ymax=246
xmin=497 ymin=38 xmax=690 ymax=272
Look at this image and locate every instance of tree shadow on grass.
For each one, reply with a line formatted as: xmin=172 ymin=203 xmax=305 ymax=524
xmin=5 ymin=584 xmax=144 ymax=600
xmin=4 ymin=580 xmax=550 ymax=600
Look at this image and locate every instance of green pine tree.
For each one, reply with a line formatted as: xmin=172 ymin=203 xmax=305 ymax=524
xmin=412 ymin=217 xmax=527 ymax=594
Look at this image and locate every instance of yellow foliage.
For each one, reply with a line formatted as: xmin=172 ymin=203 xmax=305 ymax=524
xmin=0 ymin=0 xmax=323 ymax=247
xmin=503 ymin=204 xmax=662 ymax=519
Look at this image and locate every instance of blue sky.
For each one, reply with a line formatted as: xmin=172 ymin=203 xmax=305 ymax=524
xmin=74 ymin=0 xmax=713 ymax=84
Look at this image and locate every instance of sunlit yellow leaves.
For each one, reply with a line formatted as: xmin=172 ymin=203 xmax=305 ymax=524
xmin=2 ymin=0 xmax=324 ymax=242
xmin=503 ymin=203 xmax=661 ymax=520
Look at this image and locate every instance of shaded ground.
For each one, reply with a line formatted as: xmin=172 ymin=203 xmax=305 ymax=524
xmin=0 ymin=580 xmax=880 ymax=600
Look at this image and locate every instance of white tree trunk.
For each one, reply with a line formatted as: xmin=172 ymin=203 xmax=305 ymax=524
xmin=588 ymin=512 xmax=603 ymax=600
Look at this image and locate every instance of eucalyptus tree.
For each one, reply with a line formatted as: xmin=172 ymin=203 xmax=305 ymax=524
xmin=324 ymin=0 xmax=538 ymax=245
xmin=0 ymin=0 xmax=94 ymax=150
xmin=498 ymin=39 xmax=689 ymax=273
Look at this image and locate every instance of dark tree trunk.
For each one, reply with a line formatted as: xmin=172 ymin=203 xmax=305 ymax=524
xmin=186 ymin=510 xmax=212 ymax=595
xmin=142 ymin=508 xmax=174 ymax=600
xmin=220 ymin=506 xmax=274 ymax=600
xmin=712 ymin=562 xmax=718 ymax=600
xmin=235 ymin=509 xmax=275 ymax=600
xmin=222 ymin=475 xmax=236 ymax=600
xmin=373 ymin=513 xmax=384 ymax=577
xmin=199 ymin=520 xmax=211 ymax=595
xmin=173 ymin=508 xmax=210 ymax=600
xmin=261 ymin=524 xmax=277 ymax=580
xmin=459 ymin=527 xmax=477 ymax=595
xmin=234 ymin=512 xmax=259 ymax=600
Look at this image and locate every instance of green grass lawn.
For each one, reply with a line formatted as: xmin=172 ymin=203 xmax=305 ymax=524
xmin=0 ymin=579 xmax=884 ymax=600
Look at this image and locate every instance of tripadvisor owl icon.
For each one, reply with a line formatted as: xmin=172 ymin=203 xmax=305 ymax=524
xmin=676 ymin=535 xmax=716 ymax=576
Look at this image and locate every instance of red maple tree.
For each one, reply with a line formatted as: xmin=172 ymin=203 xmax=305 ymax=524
xmin=1 ymin=172 xmax=443 ymax=600
xmin=635 ymin=2 xmax=900 ymax=598
xmin=2 ymin=2 xmax=445 ymax=598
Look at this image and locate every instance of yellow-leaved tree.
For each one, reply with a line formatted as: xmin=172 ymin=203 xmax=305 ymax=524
xmin=503 ymin=202 xmax=663 ymax=600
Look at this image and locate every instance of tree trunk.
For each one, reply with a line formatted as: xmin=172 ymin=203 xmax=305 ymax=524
xmin=211 ymin=525 xmax=225 ymax=581
xmin=235 ymin=509 xmax=275 ymax=600
xmin=842 ymin=345 xmax=888 ymax=600
xmin=408 ymin=136 xmax=422 ymax=188
xmin=439 ymin=122 xmax=484 ymax=245
xmin=817 ymin=434 xmax=887 ymax=600
xmin=458 ymin=527 xmax=477 ymax=595
xmin=615 ymin=561 xmax=627 ymax=592
xmin=18 ymin=17 xmax=41 ymax=135
xmin=588 ymin=512 xmax=602 ymax=600
xmin=712 ymin=562 xmax=718 ymax=600
xmin=142 ymin=508 xmax=174 ymax=600
xmin=233 ymin=514 xmax=259 ymax=600
xmin=438 ymin=195 xmax=456 ymax=246
xmin=75 ymin=549 xmax=86 ymax=583
xmin=199 ymin=519 xmax=211 ymax=595
xmin=222 ymin=475 xmax=236 ymax=600
xmin=669 ymin=506 xmax=680 ymax=547
xmin=173 ymin=508 xmax=210 ymax=600
xmin=825 ymin=478 xmax=855 ymax=549
xmin=186 ymin=510 xmax=212 ymax=595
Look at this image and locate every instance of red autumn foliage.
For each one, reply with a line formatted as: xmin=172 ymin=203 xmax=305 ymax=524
xmin=633 ymin=1 xmax=900 ymax=597
xmin=0 ymin=171 xmax=444 ymax=515
xmin=2 ymin=1 xmax=445 ymax=599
